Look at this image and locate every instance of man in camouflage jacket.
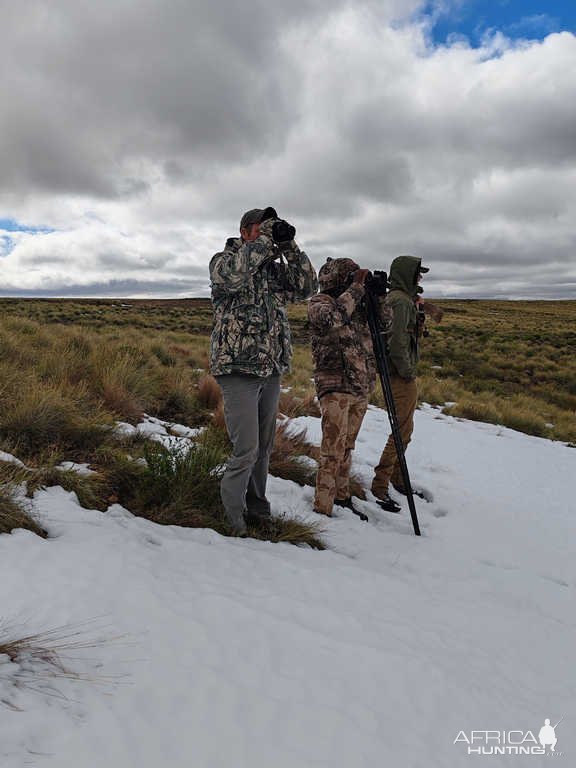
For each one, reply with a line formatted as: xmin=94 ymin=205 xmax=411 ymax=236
xmin=371 ymin=254 xmax=430 ymax=511
xmin=308 ymin=258 xmax=376 ymax=518
xmin=210 ymin=207 xmax=317 ymax=534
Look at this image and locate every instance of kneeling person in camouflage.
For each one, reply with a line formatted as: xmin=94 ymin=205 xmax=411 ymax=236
xmin=210 ymin=207 xmax=317 ymax=534
xmin=308 ymin=258 xmax=375 ymax=518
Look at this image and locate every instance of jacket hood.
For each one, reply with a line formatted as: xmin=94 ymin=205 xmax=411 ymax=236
xmin=318 ymin=257 xmax=360 ymax=293
xmin=389 ymin=255 xmax=423 ymax=297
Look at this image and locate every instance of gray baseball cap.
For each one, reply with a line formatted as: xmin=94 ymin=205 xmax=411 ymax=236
xmin=239 ymin=206 xmax=278 ymax=230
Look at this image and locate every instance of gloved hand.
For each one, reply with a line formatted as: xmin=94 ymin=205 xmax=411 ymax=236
xmin=272 ymin=219 xmax=296 ymax=244
xmin=258 ymin=218 xmax=276 ymax=240
xmin=258 ymin=217 xmax=296 ymax=242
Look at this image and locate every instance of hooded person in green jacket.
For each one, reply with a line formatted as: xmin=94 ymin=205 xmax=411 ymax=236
xmin=371 ymin=255 xmax=430 ymax=513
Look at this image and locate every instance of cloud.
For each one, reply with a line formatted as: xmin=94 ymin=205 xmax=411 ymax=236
xmin=505 ymin=14 xmax=560 ymax=39
xmin=1 ymin=1 xmax=575 ymax=299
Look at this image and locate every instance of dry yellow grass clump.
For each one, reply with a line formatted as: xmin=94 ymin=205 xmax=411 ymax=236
xmin=0 ymin=304 xmax=325 ymax=546
xmin=0 ymin=466 xmax=47 ymax=538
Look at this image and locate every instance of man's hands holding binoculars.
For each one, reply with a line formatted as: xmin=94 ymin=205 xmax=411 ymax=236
xmin=259 ymin=217 xmax=297 ymax=249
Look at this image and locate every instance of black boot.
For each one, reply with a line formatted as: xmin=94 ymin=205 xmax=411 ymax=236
xmin=391 ymin=482 xmax=431 ymax=502
xmin=374 ymin=493 xmax=402 ymax=514
xmin=335 ymin=497 xmax=369 ymax=522
xmin=244 ymin=511 xmax=276 ymax=536
xmin=244 ymin=510 xmax=271 ymax=528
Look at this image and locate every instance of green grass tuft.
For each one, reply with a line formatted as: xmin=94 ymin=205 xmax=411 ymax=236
xmin=0 ymin=466 xmax=47 ymax=537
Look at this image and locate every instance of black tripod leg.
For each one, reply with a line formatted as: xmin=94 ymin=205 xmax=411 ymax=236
xmin=365 ymin=291 xmax=421 ymax=536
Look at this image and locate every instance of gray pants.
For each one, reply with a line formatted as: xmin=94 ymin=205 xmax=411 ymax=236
xmin=216 ymin=374 xmax=281 ymax=528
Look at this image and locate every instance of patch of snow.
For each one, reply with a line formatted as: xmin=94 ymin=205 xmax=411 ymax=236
xmin=114 ymin=422 xmax=137 ymax=437
xmin=1 ymin=406 xmax=575 ymax=766
xmin=169 ymin=424 xmax=204 ymax=438
xmin=56 ymin=462 xmax=96 ymax=476
xmin=0 ymin=451 xmax=26 ymax=468
xmin=136 ymin=420 xmax=168 ymax=437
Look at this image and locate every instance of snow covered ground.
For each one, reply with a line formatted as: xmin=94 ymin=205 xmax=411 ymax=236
xmin=1 ymin=405 xmax=575 ymax=767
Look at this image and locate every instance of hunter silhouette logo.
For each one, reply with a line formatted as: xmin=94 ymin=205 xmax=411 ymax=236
xmin=539 ymin=718 xmax=561 ymax=753
xmin=454 ymin=718 xmax=564 ymax=756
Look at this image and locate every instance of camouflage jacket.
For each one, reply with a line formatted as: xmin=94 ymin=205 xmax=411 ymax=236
xmin=210 ymin=235 xmax=317 ymax=377
xmin=308 ymin=283 xmax=377 ymax=399
xmin=386 ymin=255 xmax=423 ymax=380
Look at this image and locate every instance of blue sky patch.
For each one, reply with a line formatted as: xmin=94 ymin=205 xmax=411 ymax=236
xmin=422 ymin=0 xmax=575 ymax=47
xmin=0 ymin=217 xmax=56 ymax=235
xmin=1 ymin=235 xmax=15 ymax=256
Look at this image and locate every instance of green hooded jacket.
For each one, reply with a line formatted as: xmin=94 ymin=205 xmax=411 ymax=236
xmin=385 ymin=255 xmax=423 ymax=380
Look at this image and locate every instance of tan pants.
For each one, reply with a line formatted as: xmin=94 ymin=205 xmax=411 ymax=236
xmin=371 ymin=377 xmax=418 ymax=498
xmin=314 ymin=393 xmax=368 ymax=516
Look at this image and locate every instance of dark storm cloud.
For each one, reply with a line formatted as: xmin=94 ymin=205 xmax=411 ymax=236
xmin=0 ymin=0 xmax=355 ymax=197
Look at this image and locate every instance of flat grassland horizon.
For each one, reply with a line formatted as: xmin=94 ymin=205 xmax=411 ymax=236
xmin=1 ymin=297 xmax=575 ymax=447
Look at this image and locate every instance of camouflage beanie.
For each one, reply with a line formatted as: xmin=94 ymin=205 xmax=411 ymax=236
xmin=318 ymin=257 xmax=359 ymax=292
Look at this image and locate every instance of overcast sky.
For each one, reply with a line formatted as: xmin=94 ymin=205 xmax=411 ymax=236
xmin=1 ymin=0 xmax=575 ymax=299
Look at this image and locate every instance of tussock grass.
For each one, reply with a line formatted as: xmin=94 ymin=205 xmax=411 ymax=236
xmin=133 ymin=439 xmax=226 ymax=517
xmin=119 ymin=439 xmax=324 ymax=547
xmin=278 ymin=390 xmax=320 ymax=418
xmin=445 ymin=394 xmax=550 ymax=438
xmin=0 ymin=624 xmax=86 ymax=674
xmin=197 ymin=375 xmax=222 ymax=410
xmin=443 ymin=396 xmax=502 ymax=426
xmin=417 ymin=376 xmax=462 ymax=408
xmin=155 ymin=373 xmax=207 ymax=425
xmin=270 ymin=422 xmax=318 ymax=487
xmin=0 ymin=456 xmax=112 ymax=515
xmin=0 ymin=318 xmax=212 ymax=462
xmin=89 ymin=445 xmax=148 ymax=505
xmin=25 ymin=465 xmax=111 ymax=512
xmin=151 ymin=343 xmax=177 ymax=367
xmin=0 ymin=466 xmax=47 ymax=537
xmin=0 ymin=386 xmax=111 ymax=459
xmin=90 ymin=346 xmax=154 ymax=421
xmin=244 ymin=514 xmax=325 ymax=549
xmin=0 ymin=621 xmax=115 ymax=704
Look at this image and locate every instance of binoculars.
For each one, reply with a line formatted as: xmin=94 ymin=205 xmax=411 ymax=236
xmin=365 ymin=270 xmax=389 ymax=296
xmin=272 ymin=219 xmax=296 ymax=243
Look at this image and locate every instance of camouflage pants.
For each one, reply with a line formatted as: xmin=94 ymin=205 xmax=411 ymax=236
xmin=314 ymin=392 xmax=368 ymax=516
xmin=371 ymin=376 xmax=418 ymax=498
